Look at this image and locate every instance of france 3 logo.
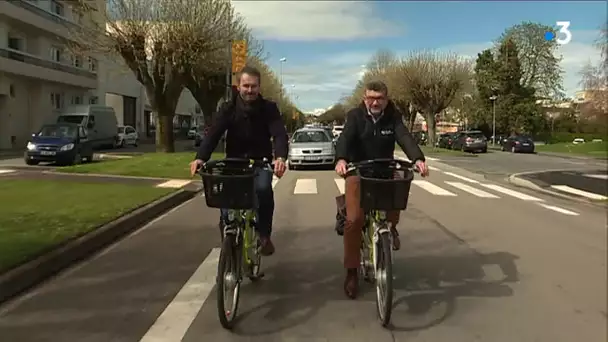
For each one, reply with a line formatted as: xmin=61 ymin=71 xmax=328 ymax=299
xmin=544 ymin=21 xmax=572 ymax=45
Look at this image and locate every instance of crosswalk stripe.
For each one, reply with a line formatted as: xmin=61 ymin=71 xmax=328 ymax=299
xmin=156 ymin=180 xmax=192 ymax=188
xmin=443 ymin=171 xmax=479 ymax=183
xmin=334 ymin=178 xmax=345 ymax=194
xmin=538 ymin=203 xmax=579 ymax=216
xmin=294 ymin=179 xmax=317 ymax=194
xmin=550 ymin=185 xmax=608 ymax=200
xmin=445 ymin=181 xmax=499 ymax=198
xmin=480 ymin=184 xmax=543 ymax=201
xmin=0 ymin=169 xmax=16 ymax=174
xmin=428 ymin=166 xmax=441 ymax=171
xmin=412 ymin=180 xmax=457 ymax=196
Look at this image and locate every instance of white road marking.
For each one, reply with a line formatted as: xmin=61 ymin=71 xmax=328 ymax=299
xmin=583 ymin=174 xmax=608 ymax=180
xmin=412 ymin=180 xmax=457 ymax=196
xmin=428 ymin=165 xmax=441 ymax=171
xmin=537 ymin=203 xmax=579 ymax=216
xmin=156 ymin=180 xmax=192 ymax=188
xmin=334 ymin=178 xmax=345 ymax=194
xmin=139 ymin=248 xmax=220 ymax=342
xmin=272 ymin=175 xmax=279 ymax=189
xmin=550 ymin=185 xmax=608 ymax=200
xmin=443 ymin=171 xmax=480 ymax=184
xmin=445 ymin=181 xmax=499 ymax=198
xmin=480 ymin=184 xmax=543 ymax=201
xmin=294 ymin=179 xmax=317 ymax=194
xmin=0 ymin=169 xmax=16 ymax=174
xmin=426 ymin=156 xmax=439 ymax=161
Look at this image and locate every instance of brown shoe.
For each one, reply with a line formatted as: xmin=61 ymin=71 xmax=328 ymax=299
xmin=391 ymin=228 xmax=400 ymax=251
xmin=260 ymin=237 xmax=275 ymax=256
xmin=344 ymin=268 xmax=359 ymax=299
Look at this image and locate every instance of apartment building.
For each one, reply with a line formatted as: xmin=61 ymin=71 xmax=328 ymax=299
xmin=0 ymin=0 xmax=104 ymax=149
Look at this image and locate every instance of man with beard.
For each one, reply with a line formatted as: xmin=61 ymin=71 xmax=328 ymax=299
xmin=190 ymin=66 xmax=288 ymax=256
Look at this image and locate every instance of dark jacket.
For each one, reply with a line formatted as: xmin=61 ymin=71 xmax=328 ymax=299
xmin=335 ymin=101 xmax=425 ymax=163
xmin=195 ymin=93 xmax=288 ymax=161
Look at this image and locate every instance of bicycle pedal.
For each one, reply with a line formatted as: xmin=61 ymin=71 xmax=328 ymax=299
xmin=248 ymin=271 xmax=265 ymax=280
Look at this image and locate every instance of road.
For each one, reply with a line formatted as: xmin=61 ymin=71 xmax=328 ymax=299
xmin=519 ymin=169 xmax=608 ymax=199
xmin=0 ymin=165 xmax=606 ymax=342
xmin=432 ymin=149 xmax=607 ymax=178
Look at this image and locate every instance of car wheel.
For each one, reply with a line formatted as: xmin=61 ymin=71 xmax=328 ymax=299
xmin=119 ymin=139 xmax=125 ymax=148
xmin=25 ymin=159 xmax=39 ymax=166
xmin=133 ymin=139 xmax=138 ymax=147
xmin=482 ymin=148 xmax=487 ymax=153
xmin=72 ymin=153 xmax=82 ymax=165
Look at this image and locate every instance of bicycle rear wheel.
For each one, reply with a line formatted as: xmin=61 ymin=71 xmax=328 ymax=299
xmin=375 ymin=231 xmax=393 ymax=327
xmin=216 ymin=234 xmax=241 ymax=329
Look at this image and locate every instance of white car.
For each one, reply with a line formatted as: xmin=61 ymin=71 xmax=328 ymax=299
xmin=117 ymin=125 xmax=138 ymax=147
xmin=187 ymin=127 xmax=197 ymax=139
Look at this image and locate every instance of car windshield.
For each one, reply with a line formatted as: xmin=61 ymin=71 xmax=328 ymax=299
xmin=292 ymin=131 xmax=330 ymax=143
xmin=38 ymin=125 xmax=78 ymax=139
xmin=57 ymin=115 xmax=86 ymax=125
xmin=118 ymin=127 xmax=125 ymax=133
xmin=467 ymin=132 xmax=485 ymax=139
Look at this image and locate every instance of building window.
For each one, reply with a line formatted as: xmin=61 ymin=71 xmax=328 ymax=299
xmin=72 ymin=55 xmax=82 ymax=68
xmin=50 ymin=93 xmax=63 ymax=109
xmin=8 ymin=36 xmax=23 ymax=51
xmin=89 ymin=96 xmax=98 ymax=104
xmin=50 ymin=46 xmax=62 ymax=63
xmin=71 ymin=95 xmax=83 ymax=105
xmin=88 ymin=57 xmax=97 ymax=72
xmin=51 ymin=0 xmax=64 ymax=16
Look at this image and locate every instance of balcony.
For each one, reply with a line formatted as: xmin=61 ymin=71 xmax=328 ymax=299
xmin=0 ymin=1 xmax=77 ymax=40
xmin=0 ymin=47 xmax=97 ymax=89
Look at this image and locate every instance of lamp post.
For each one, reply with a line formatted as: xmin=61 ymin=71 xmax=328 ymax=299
xmin=489 ymin=95 xmax=498 ymax=145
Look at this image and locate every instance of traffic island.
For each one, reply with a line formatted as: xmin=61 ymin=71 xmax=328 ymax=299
xmin=0 ymin=179 xmax=199 ymax=304
xmin=508 ymin=169 xmax=608 ymax=205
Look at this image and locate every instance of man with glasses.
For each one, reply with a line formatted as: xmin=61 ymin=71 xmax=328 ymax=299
xmin=334 ymin=80 xmax=429 ymax=299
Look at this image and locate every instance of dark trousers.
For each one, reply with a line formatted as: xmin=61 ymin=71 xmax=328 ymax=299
xmin=221 ymin=167 xmax=274 ymax=238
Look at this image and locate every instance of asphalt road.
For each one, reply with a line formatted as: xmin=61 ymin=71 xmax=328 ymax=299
xmin=0 ymin=165 xmax=606 ymax=342
xmin=519 ymin=169 xmax=608 ymax=198
xmin=431 ymin=148 xmax=607 ymax=178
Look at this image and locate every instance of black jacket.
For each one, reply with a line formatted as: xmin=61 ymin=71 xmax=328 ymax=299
xmin=335 ymin=101 xmax=425 ymax=163
xmin=195 ymin=94 xmax=288 ymax=161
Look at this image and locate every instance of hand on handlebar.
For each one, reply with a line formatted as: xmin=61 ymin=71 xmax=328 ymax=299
xmin=274 ymin=158 xmax=286 ymax=178
xmin=335 ymin=159 xmax=347 ymax=177
xmin=190 ymin=159 xmax=204 ymax=177
xmin=415 ymin=160 xmax=429 ymax=177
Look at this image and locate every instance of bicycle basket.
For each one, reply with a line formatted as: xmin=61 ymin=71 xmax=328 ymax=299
xmin=359 ymin=167 xmax=414 ymax=211
xmin=201 ymin=166 xmax=256 ymax=209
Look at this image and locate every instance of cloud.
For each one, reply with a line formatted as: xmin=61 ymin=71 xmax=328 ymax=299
xmin=232 ymin=1 xmax=401 ymax=41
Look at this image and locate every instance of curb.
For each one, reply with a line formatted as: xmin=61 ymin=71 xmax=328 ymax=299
xmin=0 ymin=188 xmax=199 ymax=304
xmin=507 ymin=172 xmax=605 ymax=208
xmin=46 ymin=170 xmax=183 ymax=181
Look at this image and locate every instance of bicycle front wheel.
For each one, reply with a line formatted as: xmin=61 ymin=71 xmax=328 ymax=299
xmin=375 ymin=231 xmax=393 ymax=327
xmin=216 ymin=234 xmax=241 ymax=329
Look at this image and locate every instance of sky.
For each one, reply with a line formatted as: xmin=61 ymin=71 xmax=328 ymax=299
xmin=231 ymin=0 xmax=607 ymax=114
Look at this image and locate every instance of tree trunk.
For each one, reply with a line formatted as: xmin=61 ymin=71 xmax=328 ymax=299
xmin=425 ymin=112 xmax=438 ymax=146
xmin=155 ymin=113 xmax=175 ymax=153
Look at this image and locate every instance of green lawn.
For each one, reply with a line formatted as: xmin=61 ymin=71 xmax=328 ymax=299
xmin=535 ymin=141 xmax=607 ymax=159
xmin=0 ymin=180 xmax=174 ymax=273
xmin=59 ymin=152 xmax=225 ymax=179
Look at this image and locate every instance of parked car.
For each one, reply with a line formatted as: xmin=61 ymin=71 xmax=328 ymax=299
xmin=56 ymin=105 xmax=118 ymax=149
xmin=187 ymin=127 xmax=197 ymax=139
xmin=436 ymin=133 xmax=451 ymax=148
xmin=24 ymin=123 xmax=94 ymax=166
xmin=117 ymin=125 xmax=139 ymax=147
xmin=502 ymin=135 xmax=535 ymax=153
xmin=288 ymin=128 xmax=335 ymax=170
xmin=451 ymin=130 xmax=488 ymax=153
xmin=332 ymin=125 xmax=344 ymax=138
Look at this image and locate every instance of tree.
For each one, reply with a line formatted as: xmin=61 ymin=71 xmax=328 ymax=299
xmin=579 ymin=24 xmax=608 ymax=120
xmin=71 ymin=0 xmax=250 ymax=152
xmin=391 ymin=51 xmax=472 ymax=145
xmin=498 ymin=21 xmax=564 ymax=98
xmin=318 ymin=104 xmax=347 ymax=124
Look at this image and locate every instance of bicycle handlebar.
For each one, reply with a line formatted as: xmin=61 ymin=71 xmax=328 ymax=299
xmin=345 ymin=158 xmax=419 ymax=176
xmin=197 ymin=157 xmax=274 ymax=174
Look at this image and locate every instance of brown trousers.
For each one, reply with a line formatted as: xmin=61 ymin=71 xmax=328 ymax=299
xmin=343 ymin=175 xmax=401 ymax=269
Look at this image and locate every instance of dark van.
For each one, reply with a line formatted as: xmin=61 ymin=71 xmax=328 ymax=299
xmin=24 ymin=123 xmax=94 ymax=166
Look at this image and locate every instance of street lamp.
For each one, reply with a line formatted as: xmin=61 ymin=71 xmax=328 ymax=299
xmin=489 ymin=95 xmax=498 ymax=145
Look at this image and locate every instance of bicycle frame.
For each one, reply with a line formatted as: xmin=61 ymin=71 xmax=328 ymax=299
xmin=223 ymin=208 xmax=258 ymax=279
xmin=361 ymin=210 xmax=391 ymax=277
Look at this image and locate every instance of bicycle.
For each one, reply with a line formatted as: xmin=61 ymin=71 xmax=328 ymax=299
xmin=345 ymin=158 xmax=417 ymax=327
xmin=197 ymin=157 xmax=274 ymax=330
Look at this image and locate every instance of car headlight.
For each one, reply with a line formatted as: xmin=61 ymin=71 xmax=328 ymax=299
xmin=60 ymin=143 xmax=74 ymax=151
xmin=323 ymin=148 xmax=334 ymax=154
xmin=26 ymin=142 xmax=37 ymax=151
xmin=289 ymin=149 xmax=301 ymax=155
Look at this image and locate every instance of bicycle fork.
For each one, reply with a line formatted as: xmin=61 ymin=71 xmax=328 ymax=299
xmin=361 ymin=212 xmax=392 ymax=281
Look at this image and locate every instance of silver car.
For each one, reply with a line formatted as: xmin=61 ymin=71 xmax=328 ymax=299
xmin=288 ymin=128 xmax=335 ymax=170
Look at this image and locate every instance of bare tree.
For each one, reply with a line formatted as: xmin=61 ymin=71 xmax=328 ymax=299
xmin=392 ymin=51 xmax=473 ymax=145
xmin=580 ymin=24 xmax=608 ymax=117
xmin=70 ymin=0 xmax=247 ymax=152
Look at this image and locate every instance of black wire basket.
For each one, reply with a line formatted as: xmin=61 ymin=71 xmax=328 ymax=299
xmin=201 ymin=166 xmax=256 ymax=209
xmin=358 ymin=167 xmax=414 ymax=211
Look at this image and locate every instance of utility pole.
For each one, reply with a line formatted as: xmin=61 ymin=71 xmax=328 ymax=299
xmin=489 ymin=95 xmax=498 ymax=145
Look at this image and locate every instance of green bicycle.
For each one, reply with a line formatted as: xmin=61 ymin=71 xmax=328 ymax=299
xmin=346 ymin=158 xmax=417 ymax=327
xmin=198 ymin=157 xmax=273 ymax=330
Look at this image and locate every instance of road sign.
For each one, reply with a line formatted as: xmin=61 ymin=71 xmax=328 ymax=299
xmin=231 ymin=40 xmax=248 ymax=74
